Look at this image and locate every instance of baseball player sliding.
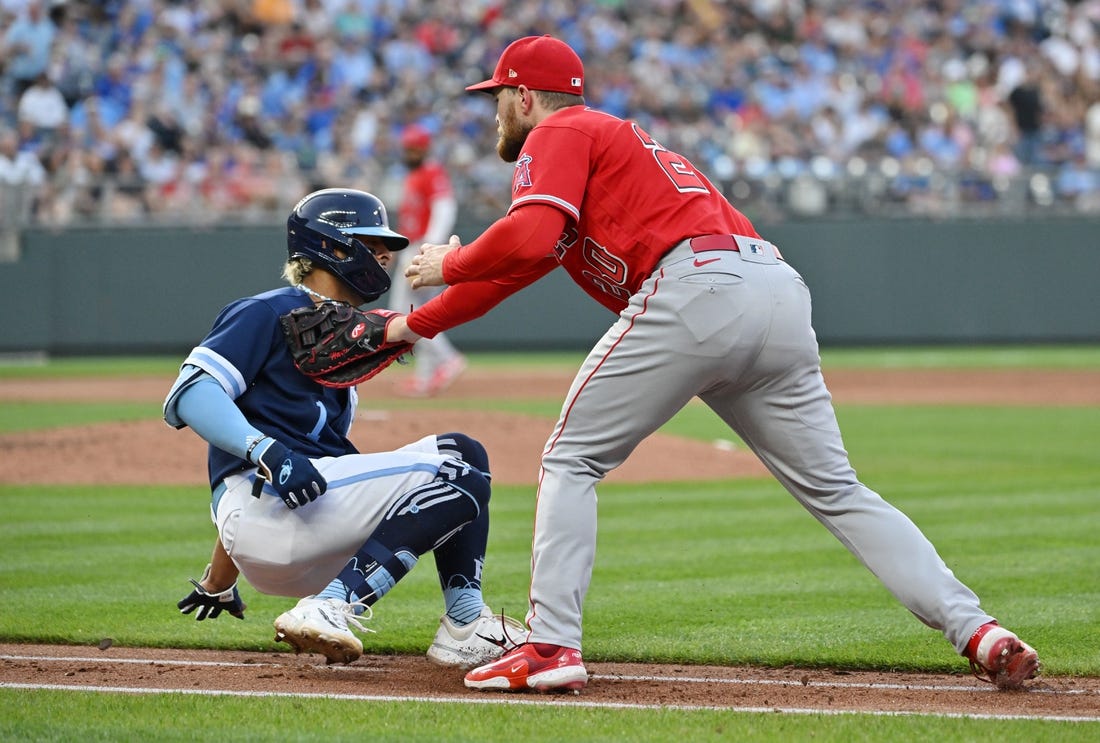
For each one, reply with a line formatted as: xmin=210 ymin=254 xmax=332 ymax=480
xmin=164 ymin=187 xmax=523 ymax=668
xmin=386 ymin=36 xmax=1040 ymax=692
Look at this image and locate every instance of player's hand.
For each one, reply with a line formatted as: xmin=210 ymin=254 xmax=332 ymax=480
xmin=251 ymin=438 xmax=327 ymax=509
xmin=177 ymin=565 xmax=246 ymax=620
xmin=406 ymin=234 xmax=460 ymax=289
xmin=382 ymin=314 xmax=422 ymax=345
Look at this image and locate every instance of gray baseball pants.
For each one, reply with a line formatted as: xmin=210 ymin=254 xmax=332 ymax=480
xmin=527 ymin=237 xmax=994 ymax=655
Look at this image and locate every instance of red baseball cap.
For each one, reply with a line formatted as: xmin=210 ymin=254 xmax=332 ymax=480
xmin=400 ymin=124 xmax=432 ymax=150
xmin=465 ymin=35 xmax=584 ymax=95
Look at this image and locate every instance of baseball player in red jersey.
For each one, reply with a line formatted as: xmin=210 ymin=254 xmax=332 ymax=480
xmin=388 ymin=124 xmax=466 ymax=397
xmin=386 ymin=35 xmax=1040 ymax=693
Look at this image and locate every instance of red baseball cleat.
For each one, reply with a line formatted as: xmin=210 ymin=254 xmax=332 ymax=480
xmin=965 ymin=622 xmax=1040 ymax=690
xmin=428 ymin=354 xmax=467 ymax=395
xmin=464 ymin=642 xmax=588 ymax=692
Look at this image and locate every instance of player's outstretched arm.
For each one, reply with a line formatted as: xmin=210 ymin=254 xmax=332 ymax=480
xmin=407 ymin=204 xmax=565 ymax=288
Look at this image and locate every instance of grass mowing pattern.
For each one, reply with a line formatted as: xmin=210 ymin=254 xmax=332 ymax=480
xmin=1 ymin=348 xmax=1098 ymax=739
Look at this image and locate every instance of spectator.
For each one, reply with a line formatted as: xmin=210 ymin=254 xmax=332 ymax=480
xmin=1086 ymin=100 xmax=1100 ymax=167
xmin=1 ymin=1 xmax=56 ymax=99
xmin=0 ymin=127 xmax=47 ymax=224
xmin=2 ymin=0 xmax=1099 ymax=225
xmin=16 ymin=71 xmax=68 ymax=142
xmin=1007 ymin=63 xmax=1045 ymax=166
xmin=103 ymin=148 xmax=149 ymax=220
xmin=1054 ymin=151 xmax=1100 ymax=208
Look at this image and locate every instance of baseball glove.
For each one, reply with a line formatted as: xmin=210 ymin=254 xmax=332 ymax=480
xmin=280 ymin=302 xmax=413 ymax=388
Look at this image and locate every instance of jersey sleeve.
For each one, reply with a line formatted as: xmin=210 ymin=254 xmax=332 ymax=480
xmin=179 ymin=298 xmax=283 ymax=399
xmin=508 ymin=119 xmax=594 ymax=221
xmin=442 ymin=204 xmax=566 ymax=284
xmin=407 ymin=257 xmax=559 ymax=338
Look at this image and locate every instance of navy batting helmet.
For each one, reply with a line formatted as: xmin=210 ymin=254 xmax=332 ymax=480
xmin=287 ymin=188 xmax=409 ymax=302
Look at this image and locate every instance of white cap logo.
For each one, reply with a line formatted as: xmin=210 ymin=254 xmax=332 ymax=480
xmin=508 ymin=69 xmax=518 ymax=78
xmin=571 ymin=77 xmax=581 ymax=87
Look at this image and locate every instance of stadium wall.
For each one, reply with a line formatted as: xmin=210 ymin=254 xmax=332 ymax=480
xmin=0 ymin=218 xmax=1096 ymax=355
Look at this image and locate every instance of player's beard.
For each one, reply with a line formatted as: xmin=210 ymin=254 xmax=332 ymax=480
xmin=496 ymin=103 xmax=532 ymax=163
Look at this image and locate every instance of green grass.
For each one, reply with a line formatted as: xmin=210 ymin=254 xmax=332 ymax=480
xmin=2 ymin=343 xmax=1098 ymax=380
xmin=817 ymin=344 xmax=1100 ymax=369
xmin=2 ymin=348 xmax=1098 ymax=739
xmin=2 ymin=689 xmax=1095 ymax=743
xmin=0 ymin=401 xmax=157 ymax=432
xmin=0 ymin=355 xmax=181 ymax=378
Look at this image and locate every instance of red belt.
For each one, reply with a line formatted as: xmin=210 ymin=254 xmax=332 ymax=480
xmin=688 ymin=234 xmax=783 ymax=260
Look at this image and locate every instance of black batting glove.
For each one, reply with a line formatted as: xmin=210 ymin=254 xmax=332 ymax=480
xmin=177 ymin=566 xmax=246 ymax=620
xmin=249 ymin=437 xmax=327 ymax=510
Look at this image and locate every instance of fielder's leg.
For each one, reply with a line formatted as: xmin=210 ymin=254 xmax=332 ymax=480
xmin=699 ymin=259 xmax=994 ymax=652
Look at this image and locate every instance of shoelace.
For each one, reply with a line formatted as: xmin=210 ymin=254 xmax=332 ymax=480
xmin=476 ymin=609 xmax=523 ymax=651
xmin=968 ymin=658 xmax=995 ymax=684
xmin=338 ymin=600 xmax=377 ymax=635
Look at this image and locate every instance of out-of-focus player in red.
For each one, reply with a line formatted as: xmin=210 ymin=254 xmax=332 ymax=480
xmin=389 ymin=123 xmax=466 ymax=397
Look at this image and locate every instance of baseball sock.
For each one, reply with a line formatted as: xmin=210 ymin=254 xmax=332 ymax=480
xmin=320 ymin=540 xmax=419 ymax=610
xmin=442 ymin=584 xmax=484 ymax=626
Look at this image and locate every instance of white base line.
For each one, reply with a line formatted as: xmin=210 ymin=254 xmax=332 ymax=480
xmin=3 ymin=654 xmax=1096 ymax=722
xmin=2 ymin=682 xmax=1098 ymax=723
xmin=590 ymin=672 xmax=1094 ymax=696
xmin=3 ymin=654 xmax=1091 ymax=696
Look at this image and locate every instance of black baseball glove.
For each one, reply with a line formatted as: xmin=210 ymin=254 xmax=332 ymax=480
xmin=280 ymin=302 xmax=414 ymax=388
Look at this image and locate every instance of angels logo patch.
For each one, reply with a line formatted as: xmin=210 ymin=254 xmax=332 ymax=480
xmin=512 ymin=154 xmax=533 ymax=193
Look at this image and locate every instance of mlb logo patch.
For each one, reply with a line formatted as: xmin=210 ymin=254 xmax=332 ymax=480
xmin=571 ymin=77 xmax=582 ymax=87
xmin=732 ymin=234 xmax=779 ymax=264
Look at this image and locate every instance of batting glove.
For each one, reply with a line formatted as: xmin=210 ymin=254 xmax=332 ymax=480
xmin=250 ymin=436 xmax=327 ymax=509
xmin=177 ymin=565 xmax=246 ymax=621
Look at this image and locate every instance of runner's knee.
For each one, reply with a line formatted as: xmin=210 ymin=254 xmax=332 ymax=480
xmin=436 ymin=431 xmax=490 ymax=479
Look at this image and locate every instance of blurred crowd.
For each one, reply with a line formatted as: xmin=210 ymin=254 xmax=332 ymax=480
xmin=2 ymin=0 xmax=1100 ymax=232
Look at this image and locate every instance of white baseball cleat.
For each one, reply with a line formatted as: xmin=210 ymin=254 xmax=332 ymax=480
xmin=273 ymin=596 xmax=374 ymax=665
xmin=426 ymin=605 xmax=527 ymax=669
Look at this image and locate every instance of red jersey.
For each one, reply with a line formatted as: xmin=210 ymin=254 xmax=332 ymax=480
xmin=405 ymin=106 xmax=761 ymax=338
xmin=511 ymin=106 xmax=758 ymax=312
xmin=399 ymin=161 xmax=452 ymax=241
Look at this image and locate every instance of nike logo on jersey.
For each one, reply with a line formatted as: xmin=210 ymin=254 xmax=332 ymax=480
xmin=693 ymin=257 xmax=721 ymax=267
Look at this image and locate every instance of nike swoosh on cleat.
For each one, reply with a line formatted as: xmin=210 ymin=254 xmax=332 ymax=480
xmin=510 ymin=662 xmax=526 ymax=673
xmin=693 ymin=257 xmax=721 ymax=267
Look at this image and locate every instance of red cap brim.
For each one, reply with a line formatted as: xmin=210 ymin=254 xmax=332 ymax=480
xmin=465 ymin=78 xmax=503 ymax=93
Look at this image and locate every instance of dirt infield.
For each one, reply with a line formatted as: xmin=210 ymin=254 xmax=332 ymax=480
xmin=3 ymin=644 xmax=1099 ymax=718
xmin=3 ymin=366 xmax=1099 ymax=717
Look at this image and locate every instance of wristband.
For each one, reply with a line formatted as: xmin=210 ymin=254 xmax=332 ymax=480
xmin=246 ymin=435 xmax=271 ymax=464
